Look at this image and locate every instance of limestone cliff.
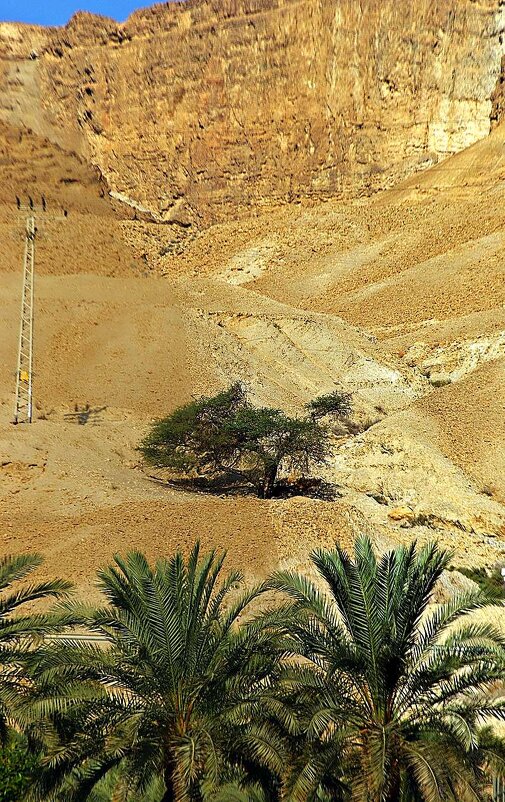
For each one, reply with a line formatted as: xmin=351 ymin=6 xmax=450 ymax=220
xmin=1 ymin=0 xmax=505 ymax=226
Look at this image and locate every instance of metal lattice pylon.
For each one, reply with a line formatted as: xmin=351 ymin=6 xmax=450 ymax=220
xmin=13 ymin=216 xmax=35 ymax=424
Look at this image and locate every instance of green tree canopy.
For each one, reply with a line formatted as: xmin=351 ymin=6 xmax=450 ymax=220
xmin=139 ymin=384 xmax=329 ymax=498
xmin=28 ymin=545 xmax=285 ymax=802
xmin=5 ymin=539 xmax=505 ymax=802
xmin=269 ymin=536 xmax=505 ymax=802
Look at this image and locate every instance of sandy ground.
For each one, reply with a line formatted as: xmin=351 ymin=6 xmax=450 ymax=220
xmin=1 ymin=120 xmax=504 ymax=593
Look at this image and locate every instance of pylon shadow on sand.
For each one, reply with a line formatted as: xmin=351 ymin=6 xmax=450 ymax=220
xmin=63 ymin=403 xmax=107 ymax=425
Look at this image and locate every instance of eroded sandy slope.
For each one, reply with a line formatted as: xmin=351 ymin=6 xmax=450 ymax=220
xmin=1 ymin=120 xmax=504 ymax=591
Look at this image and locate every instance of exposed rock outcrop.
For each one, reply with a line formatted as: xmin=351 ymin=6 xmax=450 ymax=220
xmin=2 ymin=0 xmax=505 ymax=227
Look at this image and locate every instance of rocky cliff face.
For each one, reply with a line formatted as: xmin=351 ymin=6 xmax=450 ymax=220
xmin=1 ymin=0 xmax=505 ymax=226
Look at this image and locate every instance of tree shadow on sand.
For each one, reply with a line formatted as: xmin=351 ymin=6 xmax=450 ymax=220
xmin=146 ymin=472 xmax=340 ymax=501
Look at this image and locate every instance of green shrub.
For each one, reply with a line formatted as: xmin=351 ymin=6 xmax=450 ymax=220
xmin=452 ymin=565 xmax=505 ymax=600
xmin=305 ymin=389 xmax=353 ymax=421
xmin=0 ymin=735 xmax=37 ymax=802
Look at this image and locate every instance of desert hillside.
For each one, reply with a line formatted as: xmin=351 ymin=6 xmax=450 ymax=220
xmin=0 ymin=0 xmax=504 ymax=594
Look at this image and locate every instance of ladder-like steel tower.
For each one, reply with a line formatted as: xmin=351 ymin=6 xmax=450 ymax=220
xmin=13 ymin=215 xmax=36 ymax=424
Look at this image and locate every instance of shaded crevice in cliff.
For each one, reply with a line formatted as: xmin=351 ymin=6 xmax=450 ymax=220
xmin=491 ymin=53 xmax=505 ymax=127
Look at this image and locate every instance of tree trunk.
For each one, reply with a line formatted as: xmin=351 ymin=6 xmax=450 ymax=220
xmin=385 ymin=762 xmax=401 ymax=802
xmin=160 ymin=759 xmax=176 ymax=802
xmin=260 ymin=462 xmax=278 ymax=498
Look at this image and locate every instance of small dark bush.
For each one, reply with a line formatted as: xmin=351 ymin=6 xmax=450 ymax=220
xmin=452 ymin=565 xmax=505 ymax=600
xmin=0 ymin=735 xmax=38 ymax=802
xmin=305 ymin=388 xmax=353 ymax=421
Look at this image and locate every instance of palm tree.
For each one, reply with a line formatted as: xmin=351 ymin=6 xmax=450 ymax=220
xmin=29 ymin=545 xmax=286 ymax=802
xmin=269 ymin=536 xmax=505 ymax=802
xmin=0 ymin=553 xmax=72 ymax=741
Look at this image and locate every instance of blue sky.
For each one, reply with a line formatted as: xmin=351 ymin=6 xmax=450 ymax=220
xmin=0 ymin=0 xmax=153 ymax=25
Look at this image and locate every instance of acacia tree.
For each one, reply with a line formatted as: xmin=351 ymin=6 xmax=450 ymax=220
xmin=28 ymin=545 xmax=286 ymax=802
xmin=139 ymin=384 xmax=329 ymax=498
xmin=269 ymin=537 xmax=505 ymax=802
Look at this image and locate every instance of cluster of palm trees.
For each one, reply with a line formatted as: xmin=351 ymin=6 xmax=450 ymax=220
xmin=1 ymin=536 xmax=505 ymax=802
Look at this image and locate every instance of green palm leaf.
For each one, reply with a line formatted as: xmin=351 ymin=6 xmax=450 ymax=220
xmin=271 ymin=536 xmax=505 ymax=802
xmin=29 ymin=543 xmax=284 ymax=802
